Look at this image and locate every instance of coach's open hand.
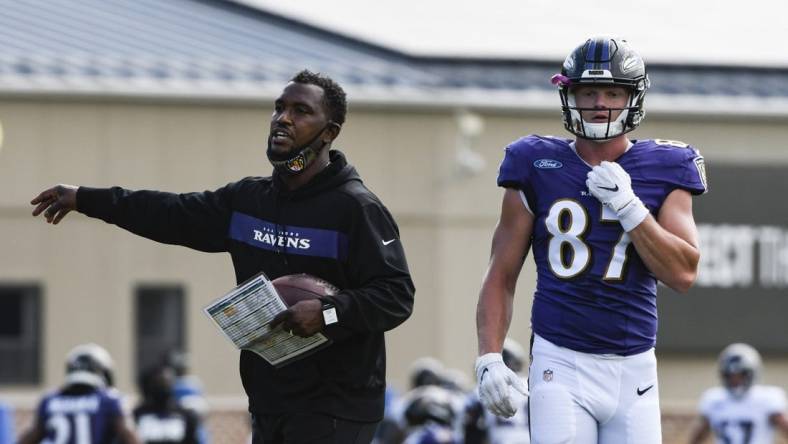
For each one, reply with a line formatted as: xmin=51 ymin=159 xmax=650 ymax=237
xmin=31 ymin=184 xmax=78 ymax=224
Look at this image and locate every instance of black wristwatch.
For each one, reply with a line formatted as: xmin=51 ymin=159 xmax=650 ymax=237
xmin=322 ymin=302 xmax=338 ymax=326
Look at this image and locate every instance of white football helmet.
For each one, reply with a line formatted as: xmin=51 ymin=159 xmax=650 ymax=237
xmin=718 ymin=343 xmax=761 ymax=398
xmin=64 ymin=343 xmax=115 ymax=388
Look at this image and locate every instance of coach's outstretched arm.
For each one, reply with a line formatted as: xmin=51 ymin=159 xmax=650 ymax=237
xmin=31 ymin=183 xmax=232 ymax=253
xmin=31 ymin=184 xmax=78 ymax=224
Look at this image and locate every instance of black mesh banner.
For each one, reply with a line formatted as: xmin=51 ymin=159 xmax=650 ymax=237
xmin=658 ymin=163 xmax=788 ymax=352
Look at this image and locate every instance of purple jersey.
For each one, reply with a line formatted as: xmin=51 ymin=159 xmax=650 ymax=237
xmin=498 ymin=136 xmax=706 ymax=355
xmin=36 ymin=387 xmax=124 ymax=444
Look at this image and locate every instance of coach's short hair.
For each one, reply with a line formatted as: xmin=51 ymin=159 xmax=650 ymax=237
xmin=291 ymin=70 xmax=347 ymax=126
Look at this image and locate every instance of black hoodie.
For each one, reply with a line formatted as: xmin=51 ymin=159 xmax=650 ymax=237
xmin=76 ymin=150 xmax=415 ymax=421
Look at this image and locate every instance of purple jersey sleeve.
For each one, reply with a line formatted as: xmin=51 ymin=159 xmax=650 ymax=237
xmin=497 ymin=137 xmax=533 ymax=190
xmin=643 ymin=140 xmax=707 ymax=195
xmin=102 ymin=389 xmax=123 ymax=417
xmin=680 ymin=148 xmax=707 ymax=195
xmin=497 ymin=135 xmax=570 ymax=211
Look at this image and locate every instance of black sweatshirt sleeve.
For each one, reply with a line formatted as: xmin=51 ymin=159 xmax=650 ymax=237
xmin=76 ymin=184 xmax=235 ymax=253
xmin=323 ymin=198 xmax=415 ymax=334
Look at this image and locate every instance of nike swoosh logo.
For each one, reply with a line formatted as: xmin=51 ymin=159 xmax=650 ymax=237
xmin=382 ymin=239 xmax=396 ymax=246
xmin=599 ymin=184 xmax=619 ymax=192
xmin=637 ymin=384 xmax=654 ymax=396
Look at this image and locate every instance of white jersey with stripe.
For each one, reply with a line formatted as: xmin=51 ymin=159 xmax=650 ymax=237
xmin=699 ymin=385 xmax=787 ymax=444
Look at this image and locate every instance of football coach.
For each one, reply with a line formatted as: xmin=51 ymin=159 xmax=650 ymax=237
xmin=31 ymin=70 xmax=415 ymax=444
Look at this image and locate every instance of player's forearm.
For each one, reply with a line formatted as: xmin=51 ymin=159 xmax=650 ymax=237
xmin=629 ymin=216 xmax=699 ymax=292
xmin=476 ymin=277 xmax=515 ymax=354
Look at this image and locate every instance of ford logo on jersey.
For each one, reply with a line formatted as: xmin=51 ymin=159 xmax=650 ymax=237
xmin=534 ymin=159 xmax=563 ymax=169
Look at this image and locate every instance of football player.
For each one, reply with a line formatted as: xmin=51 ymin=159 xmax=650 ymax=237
xmin=475 ymin=36 xmax=707 ymax=443
xmin=164 ymin=351 xmax=209 ymax=444
xmin=399 ymin=385 xmax=460 ymax=444
xmin=134 ymin=366 xmax=200 ymax=444
xmin=378 ymin=358 xmax=456 ymax=444
xmin=689 ymin=343 xmax=788 ymax=444
xmin=18 ymin=344 xmax=138 ymax=444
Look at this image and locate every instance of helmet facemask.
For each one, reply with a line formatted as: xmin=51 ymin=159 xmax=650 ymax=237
xmin=722 ymin=367 xmax=753 ymax=399
xmin=559 ymin=83 xmax=647 ymax=141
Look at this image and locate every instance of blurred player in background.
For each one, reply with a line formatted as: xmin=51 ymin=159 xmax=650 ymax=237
xmin=464 ymin=338 xmax=529 ymax=444
xmin=134 ymin=366 xmax=200 ymax=444
xmin=377 ymin=358 xmax=451 ymax=444
xmin=398 ymin=385 xmax=459 ymax=444
xmin=688 ymin=343 xmax=788 ymax=444
xmin=475 ymin=36 xmax=707 ymax=443
xmin=409 ymin=358 xmax=447 ymax=391
xmin=164 ymin=351 xmax=208 ymax=444
xmin=18 ymin=344 xmax=138 ymax=444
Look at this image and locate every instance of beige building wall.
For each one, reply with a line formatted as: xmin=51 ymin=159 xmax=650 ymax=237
xmin=2 ymin=97 xmax=788 ymax=412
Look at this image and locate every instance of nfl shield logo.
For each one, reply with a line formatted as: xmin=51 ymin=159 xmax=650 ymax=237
xmin=543 ymin=369 xmax=553 ymax=382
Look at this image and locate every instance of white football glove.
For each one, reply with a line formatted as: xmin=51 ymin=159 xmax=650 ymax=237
xmin=475 ymin=353 xmax=528 ymax=418
xmin=586 ymin=161 xmax=649 ymax=232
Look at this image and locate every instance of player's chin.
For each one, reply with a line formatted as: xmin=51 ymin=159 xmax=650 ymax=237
xmin=269 ymin=141 xmax=293 ymax=154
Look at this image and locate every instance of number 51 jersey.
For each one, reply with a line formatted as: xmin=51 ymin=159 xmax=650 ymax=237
xmin=497 ymin=135 xmax=707 ymax=356
xmin=36 ymin=387 xmax=124 ymax=444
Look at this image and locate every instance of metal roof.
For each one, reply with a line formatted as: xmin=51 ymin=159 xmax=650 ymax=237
xmin=2 ymin=0 xmax=788 ymax=116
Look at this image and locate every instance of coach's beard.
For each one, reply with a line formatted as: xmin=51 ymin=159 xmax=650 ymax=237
xmin=266 ymin=126 xmax=328 ymax=175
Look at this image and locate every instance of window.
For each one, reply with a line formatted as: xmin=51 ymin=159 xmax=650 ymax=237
xmin=0 ymin=284 xmax=41 ymax=384
xmin=134 ymin=284 xmax=186 ymax=377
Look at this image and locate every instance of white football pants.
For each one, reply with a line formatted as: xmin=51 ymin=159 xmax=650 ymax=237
xmin=528 ymin=335 xmax=661 ymax=444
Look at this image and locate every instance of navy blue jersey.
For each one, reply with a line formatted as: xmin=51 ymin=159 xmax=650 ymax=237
xmin=498 ymin=136 xmax=706 ymax=355
xmin=36 ymin=387 xmax=124 ymax=444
